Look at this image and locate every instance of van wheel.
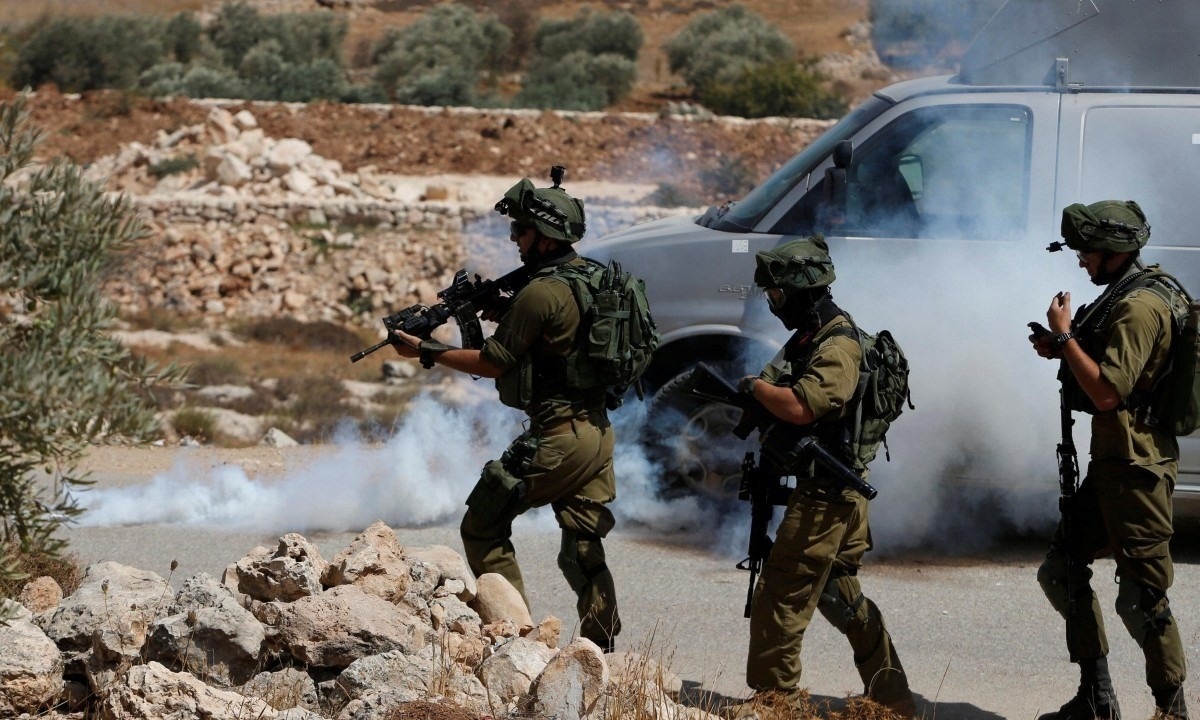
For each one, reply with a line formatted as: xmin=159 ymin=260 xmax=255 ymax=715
xmin=646 ymin=367 xmax=757 ymax=501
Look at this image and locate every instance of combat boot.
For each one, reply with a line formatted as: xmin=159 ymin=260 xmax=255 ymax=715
xmin=1153 ymin=685 xmax=1189 ymax=720
xmin=1038 ymin=658 xmax=1121 ymax=720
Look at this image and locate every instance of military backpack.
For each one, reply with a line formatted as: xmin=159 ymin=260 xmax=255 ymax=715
xmin=552 ymin=258 xmax=661 ymax=407
xmin=832 ymin=321 xmax=915 ymax=470
xmin=1135 ymin=270 xmax=1200 ymax=436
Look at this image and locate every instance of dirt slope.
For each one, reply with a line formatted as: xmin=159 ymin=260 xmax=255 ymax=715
xmin=8 ymin=87 xmax=833 ymax=200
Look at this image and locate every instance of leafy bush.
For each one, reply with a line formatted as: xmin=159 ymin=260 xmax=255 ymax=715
xmin=164 ymin=12 xmax=204 ymax=65
xmin=11 ymin=15 xmax=170 ymax=92
xmin=239 ymin=40 xmax=347 ymax=102
xmin=515 ymin=51 xmax=637 ymax=111
xmin=532 ymin=7 xmax=642 ymax=62
xmin=663 ymin=4 xmax=793 ymax=92
xmin=372 ymin=4 xmax=511 ymax=106
xmin=514 ymin=7 xmax=641 ymax=110
xmin=0 ymin=96 xmax=181 ymax=617
xmin=698 ymin=59 xmax=848 ymax=119
xmin=493 ymin=0 xmax=540 ymax=72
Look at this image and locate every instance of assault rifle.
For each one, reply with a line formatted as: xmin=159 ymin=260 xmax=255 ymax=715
xmin=1056 ymin=384 xmax=1081 ymax=648
xmin=670 ymin=362 xmax=877 ymax=617
xmin=350 ymin=264 xmax=536 ymax=364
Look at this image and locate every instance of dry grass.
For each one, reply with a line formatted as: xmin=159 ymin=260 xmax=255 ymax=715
xmin=0 ymin=536 xmax=83 ymax=601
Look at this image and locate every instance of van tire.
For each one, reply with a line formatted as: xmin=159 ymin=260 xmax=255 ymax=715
xmin=644 ymin=364 xmax=757 ymax=501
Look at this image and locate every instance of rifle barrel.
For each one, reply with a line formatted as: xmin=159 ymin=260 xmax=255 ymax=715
xmin=350 ymin=338 xmax=392 ymax=363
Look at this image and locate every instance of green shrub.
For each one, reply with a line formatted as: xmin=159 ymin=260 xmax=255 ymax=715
xmin=494 ymin=0 xmax=539 ymax=71
xmin=372 ymin=4 xmax=511 ymax=106
xmin=698 ymin=59 xmax=848 ymax=119
xmin=532 ymin=7 xmax=642 ymax=63
xmin=11 ymin=15 xmax=169 ymax=92
xmin=663 ymin=4 xmax=793 ymax=92
xmin=515 ymin=50 xmax=637 ymax=111
xmin=206 ymin=0 xmax=267 ymax=69
xmin=0 ymin=95 xmax=182 ymax=619
xmin=148 ymin=153 xmax=199 ymax=179
xmin=165 ymin=12 xmax=204 ymax=65
xmin=239 ymin=40 xmax=347 ymax=102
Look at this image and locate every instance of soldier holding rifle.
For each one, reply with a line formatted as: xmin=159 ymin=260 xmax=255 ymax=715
xmin=728 ymin=236 xmax=914 ymax=718
xmin=389 ymin=169 xmax=624 ymax=653
xmin=1030 ymin=200 xmax=1188 ymax=720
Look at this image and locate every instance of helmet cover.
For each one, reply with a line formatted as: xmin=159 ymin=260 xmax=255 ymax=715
xmin=495 ymin=178 xmax=587 ymax=243
xmin=1060 ymin=200 xmax=1150 ymax=253
xmin=754 ymin=235 xmax=836 ymax=293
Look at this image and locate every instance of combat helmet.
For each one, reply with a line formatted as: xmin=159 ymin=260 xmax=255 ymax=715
xmin=495 ymin=166 xmax=587 ymax=243
xmin=754 ymin=234 xmax=836 ymax=294
xmin=1057 ymin=200 xmax=1150 ymax=254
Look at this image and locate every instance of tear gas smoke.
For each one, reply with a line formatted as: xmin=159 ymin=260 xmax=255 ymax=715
xmin=77 ymin=196 xmax=1097 ymax=564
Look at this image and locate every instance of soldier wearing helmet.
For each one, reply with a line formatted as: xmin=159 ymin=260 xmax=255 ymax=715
xmin=1031 ymin=200 xmax=1188 ymax=720
xmin=732 ymin=235 xmax=916 ymax=718
xmin=391 ymin=168 xmax=622 ymax=652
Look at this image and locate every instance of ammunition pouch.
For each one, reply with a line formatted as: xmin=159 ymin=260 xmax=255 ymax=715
xmin=496 ymin=357 xmax=534 ymax=409
xmin=465 ymin=434 xmax=539 ymax=525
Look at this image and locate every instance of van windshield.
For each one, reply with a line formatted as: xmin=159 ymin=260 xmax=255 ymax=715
xmin=708 ymin=98 xmax=889 ymax=232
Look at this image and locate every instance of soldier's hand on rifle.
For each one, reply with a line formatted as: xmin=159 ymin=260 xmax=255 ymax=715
xmin=389 ymin=328 xmax=422 ymax=359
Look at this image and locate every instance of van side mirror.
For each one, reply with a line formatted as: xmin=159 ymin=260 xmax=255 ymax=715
xmin=832 ymin=140 xmax=853 ymax=168
xmin=822 ymin=140 xmax=854 ymax=208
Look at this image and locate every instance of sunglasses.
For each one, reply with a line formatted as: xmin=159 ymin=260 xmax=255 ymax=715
xmin=510 ymin=221 xmax=532 ymax=240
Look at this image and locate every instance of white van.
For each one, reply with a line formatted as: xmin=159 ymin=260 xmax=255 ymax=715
xmin=585 ymin=0 xmax=1200 ymax=523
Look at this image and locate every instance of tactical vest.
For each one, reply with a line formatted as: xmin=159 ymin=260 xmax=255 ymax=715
xmin=1062 ymin=264 xmax=1183 ymax=419
xmin=495 ymin=262 xmax=608 ymax=412
xmin=759 ymin=319 xmax=859 ymax=477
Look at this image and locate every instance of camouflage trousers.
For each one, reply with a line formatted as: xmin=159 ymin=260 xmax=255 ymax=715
xmin=460 ymin=418 xmax=620 ymax=650
xmin=747 ymin=482 xmax=912 ymax=710
xmin=1037 ymin=458 xmax=1187 ymax=693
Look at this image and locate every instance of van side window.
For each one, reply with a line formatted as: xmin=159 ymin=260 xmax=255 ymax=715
xmin=772 ymin=105 xmax=1032 ymax=239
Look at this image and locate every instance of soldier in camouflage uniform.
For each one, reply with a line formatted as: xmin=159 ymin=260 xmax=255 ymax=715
xmin=1031 ymin=200 xmax=1188 ymax=720
xmin=735 ymin=236 xmax=915 ymax=718
xmin=391 ymin=175 xmax=621 ymax=652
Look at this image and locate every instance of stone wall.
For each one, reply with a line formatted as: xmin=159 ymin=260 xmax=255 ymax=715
xmin=96 ymin=107 xmax=694 ymax=326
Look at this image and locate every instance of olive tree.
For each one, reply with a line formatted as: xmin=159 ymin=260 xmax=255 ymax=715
xmin=663 ymin=4 xmax=793 ymax=92
xmin=0 ymin=96 xmax=179 ymax=617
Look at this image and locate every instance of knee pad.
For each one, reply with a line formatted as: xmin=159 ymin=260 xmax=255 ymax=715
xmin=558 ymin=530 xmax=608 ymax=593
xmin=816 ymin=572 xmax=864 ymax=634
xmin=1116 ymin=579 xmax=1173 ymax=644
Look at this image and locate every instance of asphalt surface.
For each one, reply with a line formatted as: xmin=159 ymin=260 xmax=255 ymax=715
xmin=58 ymin=446 xmax=1200 ymax=720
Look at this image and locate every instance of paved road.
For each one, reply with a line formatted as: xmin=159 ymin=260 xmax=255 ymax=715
xmin=60 ymin=445 xmax=1200 ymax=719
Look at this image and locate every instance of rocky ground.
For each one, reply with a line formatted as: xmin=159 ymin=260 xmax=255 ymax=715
xmin=11 ymin=87 xmax=833 ymax=203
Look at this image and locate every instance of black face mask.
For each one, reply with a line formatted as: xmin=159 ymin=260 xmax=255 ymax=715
xmin=770 ymin=288 xmax=830 ymax=331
